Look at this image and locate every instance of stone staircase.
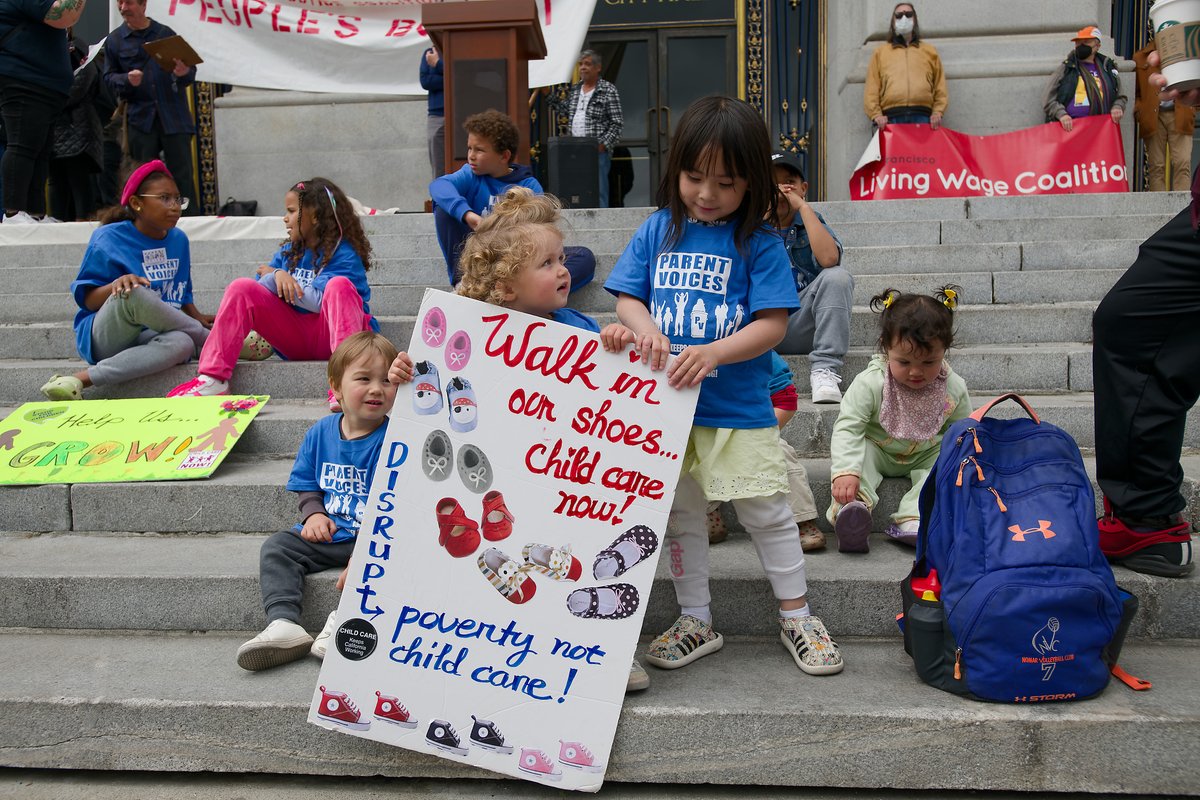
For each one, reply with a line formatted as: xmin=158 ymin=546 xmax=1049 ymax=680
xmin=1 ymin=192 xmax=1197 ymax=797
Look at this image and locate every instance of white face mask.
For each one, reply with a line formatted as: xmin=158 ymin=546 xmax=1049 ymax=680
xmin=894 ymin=16 xmax=914 ymax=35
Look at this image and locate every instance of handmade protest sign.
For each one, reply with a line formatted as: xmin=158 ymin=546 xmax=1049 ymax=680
xmin=308 ymin=290 xmax=698 ymax=792
xmin=0 ymin=396 xmax=267 ymax=485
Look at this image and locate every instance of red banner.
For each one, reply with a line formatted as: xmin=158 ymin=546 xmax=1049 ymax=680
xmin=850 ymin=116 xmax=1128 ymax=200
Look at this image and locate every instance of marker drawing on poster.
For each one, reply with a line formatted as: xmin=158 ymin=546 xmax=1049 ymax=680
xmin=308 ymin=289 xmax=698 ymax=791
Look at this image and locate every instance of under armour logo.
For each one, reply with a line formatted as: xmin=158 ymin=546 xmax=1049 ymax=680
xmin=1009 ymin=520 xmax=1056 ymax=542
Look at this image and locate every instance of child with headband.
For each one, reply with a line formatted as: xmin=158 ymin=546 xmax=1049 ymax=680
xmin=168 ymin=177 xmax=376 ymax=409
xmin=827 ymin=286 xmax=972 ymax=552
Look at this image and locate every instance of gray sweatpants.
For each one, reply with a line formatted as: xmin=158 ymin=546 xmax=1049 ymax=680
xmin=260 ymin=529 xmax=355 ymax=623
xmin=87 ymin=286 xmax=208 ymax=386
xmin=776 ymin=265 xmax=854 ymax=373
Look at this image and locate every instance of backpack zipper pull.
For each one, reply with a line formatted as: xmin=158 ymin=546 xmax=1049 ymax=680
xmin=988 ymin=487 xmax=1007 ymax=512
xmin=969 ymin=427 xmax=982 ymax=453
xmin=954 ymin=647 xmax=963 ymax=680
xmin=968 ymin=456 xmax=984 ymax=481
xmin=955 ymin=458 xmax=969 ymax=487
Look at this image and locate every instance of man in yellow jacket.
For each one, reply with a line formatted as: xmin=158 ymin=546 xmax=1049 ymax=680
xmin=863 ymin=3 xmax=948 ymax=130
xmin=1135 ymin=41 xmax=1195 ymax=191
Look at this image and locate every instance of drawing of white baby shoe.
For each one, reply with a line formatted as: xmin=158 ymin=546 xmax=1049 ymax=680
xmin=412 ymin=360 xmax=443 ymax=415
xmin=565 ymin=584 xmax=640 ymax=620
xmin=593 ymin=524 xmax=659 ymax=579
xmin=479 ymin=547 xmax=537 ymax=604
xmin=457 ymin=443 xmax=492 ymax=493
xmin=422 ymin=429 xmax=453 ymax=481
xmin=447 ymin=376 xmax=478 ymax=433
xmin=523 ymin=542 xmax=582 ymax=581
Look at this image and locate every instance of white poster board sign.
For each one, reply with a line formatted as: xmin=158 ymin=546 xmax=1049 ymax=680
xmin=309 ymin=290 xmax=698 ymax=791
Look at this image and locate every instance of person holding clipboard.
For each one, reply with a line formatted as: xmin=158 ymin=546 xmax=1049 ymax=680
xmin=105 ymin=0 xmax=199 ymax=215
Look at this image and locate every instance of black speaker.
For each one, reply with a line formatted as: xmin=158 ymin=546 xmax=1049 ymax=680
xmin=546 ymin=136 xmax=600 ymax=208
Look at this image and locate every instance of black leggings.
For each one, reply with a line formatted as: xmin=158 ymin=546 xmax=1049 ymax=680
xmin=0 ymin=76 xmax=65 ymax=216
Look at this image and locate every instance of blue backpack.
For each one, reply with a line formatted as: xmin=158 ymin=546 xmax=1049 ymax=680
xmin=901 ymin=394 xmax=1141 ymax=703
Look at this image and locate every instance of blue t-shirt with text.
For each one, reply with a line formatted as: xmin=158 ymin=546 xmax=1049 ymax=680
xmin=287 ymin=414 xmax=390 ymax=543
xmin=263 ymin=239 xmax=378 ymax=331
xmin=605 ymin=210 xmax=799 ymax=429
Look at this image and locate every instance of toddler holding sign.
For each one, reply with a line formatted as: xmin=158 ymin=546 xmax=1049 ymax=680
xmin=237 ymin=331 xmax=413 ymax=671
xmin=605 ymin=95 xmax=844 ymax=676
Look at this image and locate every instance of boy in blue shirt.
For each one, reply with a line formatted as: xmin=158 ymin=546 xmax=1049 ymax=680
xmin=431 ymin=109 xmax=595 ymax=291
xmin=236 ymin=331 xmax=412 ymax=670
xmin=770 ymin=152 xmax=852 ymax=404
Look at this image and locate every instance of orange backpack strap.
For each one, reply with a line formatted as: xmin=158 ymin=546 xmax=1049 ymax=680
xmin=1111 ymin=663 xmax=1152 ymax=691
xmin=970 ymin=392 xmax=1041 ymax=424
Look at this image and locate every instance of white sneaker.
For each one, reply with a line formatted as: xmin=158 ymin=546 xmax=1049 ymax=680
xmin=311 ymin=610 xmax=338 ymax=659
xmin=626 ymin=658 xmax=650 ymax=692
xmin=167 ymin=374 xmax=230 ymax=397
xmin=810 ymin=368 xmax=843 ymax=403
xmin=38 ymin=214 xmax=62 ymax=223
xmin=236 ymin=619 xmax=313 ymax=671
xmin=4 ymin=211 xmax=38 ymax=224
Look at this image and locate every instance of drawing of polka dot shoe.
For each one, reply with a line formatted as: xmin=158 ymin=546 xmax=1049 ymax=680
xmin=425 ymin=719 xmax=468 ymax=757
xmin=447 ymin=376 xmax=478 ymax=433
xmin=457 ymin=443 xmax=492 ymax=492
xmin=316 ymin=686 xmax=370 ymax=730
xmin=422 ymin=429 xmax=453 ymax=481
xmin=412 ymin=360 xmax=443 ymax=415
xmin=593 ymin=524 xmax=658 ymax=579
xmin=481 ymin=490 xmax=514 ymax=541
xmin=469 ymin=714 xmax=513 ymax=754
xmin=373 ymin=691 xmax=417 ymax=728
xmin=518 ymin=747 xmax=562 ymax=781
xmin=436 ymin=497 xmax=481 ymax=558
xmin=565 ymin=583 xmax=639 ymax=620
xmin=559 ymin=739 xmax=604 ymax=773
xmin=523 ymin=542 xmax=582 ymax=581
xmin=479 ymin=547 xmax=537 ymax=604
xmin=421 ymin=306 xmax=447 ymax=348
xmin=445 ymin=329 xmax=471 ymax=371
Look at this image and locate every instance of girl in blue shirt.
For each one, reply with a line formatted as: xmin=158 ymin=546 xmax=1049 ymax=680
xmin=169 ymin=177 xmax=376 ymax=409
xmin=41 ymin=160 xmax=211 ymax=400
xmin=605 ymin=95 xmax=844 ymax=677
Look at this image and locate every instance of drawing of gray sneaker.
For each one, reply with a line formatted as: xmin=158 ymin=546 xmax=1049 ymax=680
xmin=469 ymin=714 xmax=513 ymax=754
xmin=425 ymin=719 xmax=468 ymax=756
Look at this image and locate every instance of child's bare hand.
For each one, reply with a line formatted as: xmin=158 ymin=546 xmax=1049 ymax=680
xmin=667 ymin=343 xmax=719 ymax=388
xmin=335 ymin=566 xmax=349 ymax=591
xmin=599 ymin=323 xmax=635 ymax=352
xmin=832 ymin=475 xmax=860 ymax=506
xmin=300 ymin=513 xmax=336 ymax=543
xmin=634 ymin=330 xmax=671 ymax=371
xmin=778 ymin=183 xmax=805 ymax=213
xmin=464 ymin=211 xmax=483 ymax=231
xmin=388 ymin=352 xmax=415 ymax=384
xmin=255 ymin=264 xmax=274 ymax=277
xmin=274 ymin=270 xmax=302 ymax=304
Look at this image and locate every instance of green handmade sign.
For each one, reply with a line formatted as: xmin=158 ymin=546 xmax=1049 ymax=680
xmin=0 ymin=396 xmax=269 ymax=485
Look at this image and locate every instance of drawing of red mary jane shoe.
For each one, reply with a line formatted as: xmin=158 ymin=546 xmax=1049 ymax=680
xmin=444 ymin=329 xmax=472 ymax=371
xmin=412 ymin=360 xmax=443 ymax=416
xmin=316 ymin=686 xmax=370 ymax=730
xmin=421 ymin=306 xmax=447 ymax=348
xmin=436 ymin=497 xmax=481 ymax=558
xmin=481 ymin=490 xmax=514 ymax=541
xmin=447 ymin=376 xmax=478 ymax=433
xmin=479 ymin=547 xmax=537 ymax=604
xmin=565 ymin=583 xmax=640 ymax=620
xmin=373 ymin=691 xmax=418 ymax=728
xmin=592 ymin=525 xmax=659 ymax=579
xmin=518 ymin=747 xmax=562 ymax=781
xmin=522 ymin=542 xmax=582 ymax=582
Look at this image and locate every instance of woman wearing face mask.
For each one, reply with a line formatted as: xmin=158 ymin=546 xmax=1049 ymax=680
xmin=863 ymin=3 xmax=947 ymax=131
xmin=1044 ymin=26 xmax=1126 ymax=132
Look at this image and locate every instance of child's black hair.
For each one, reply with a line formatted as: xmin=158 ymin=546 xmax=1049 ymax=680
xmin=97 ymin=166 xmax=174 ymax=226
xmin=655 ymin=95 xmax=779 ymax=254
xmin=280 ymin=177 xmax=373 ymax=274
xmin=869 ymin=284 xmax=960 ymax=353
xmin=463 ymin=109 xmax=519 ymax=163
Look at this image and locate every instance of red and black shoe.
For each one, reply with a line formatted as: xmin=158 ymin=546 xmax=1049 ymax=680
xmin=1099 ymin=497 xmax=1194 ymax=578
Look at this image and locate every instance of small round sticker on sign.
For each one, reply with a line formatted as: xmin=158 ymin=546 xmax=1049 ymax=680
xmin=335 ymin=618 xmax=378 ymax=661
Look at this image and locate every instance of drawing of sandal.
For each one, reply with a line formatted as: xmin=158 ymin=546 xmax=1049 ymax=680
xmin=422 ymin=306 xmax=447 ymax=348
xmin=593 ymin=525 xmax=659 ymax=579
xmin=422 ymin=429 xmax=453 ymax=481
xmin=478 ymin=547 xmax=537 ymax=604
xmin=447 ymin=376 xmax=478 ymax=433
xmin=445 ymin=329 xmax=471 ymax=371
xmin=565 ymin=583 xmax=640 ymax=620
xmin=481 ymin=490 xmax=513 ymax=541
xmin=457 ymin=443 xmax=492 ymax=493
xmin=523 ymin=542 xmax=582 ymax=582
xmin=436 ymin=497 xmax=481 ymax=558
xmin=412 ymin=361 xmax=443 ymax=415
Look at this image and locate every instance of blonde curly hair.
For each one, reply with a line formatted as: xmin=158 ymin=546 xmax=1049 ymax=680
xmin=457 ymin=187 xmax=566 ymax=304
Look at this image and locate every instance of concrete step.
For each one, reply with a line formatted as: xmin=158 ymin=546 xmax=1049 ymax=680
xmin=2 ymin=529 xmax=1194 ymax=639
xmin=941 ymin=214 xmax=1176 ymax=245
xmin=0 ymin=629 xmax=1193 ymax=795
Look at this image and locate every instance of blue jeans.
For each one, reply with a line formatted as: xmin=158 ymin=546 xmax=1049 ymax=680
xmin=598 ymin=148 xmax=611 ymax=208
xmin=887 ymin=112 xmax=931 ymax=125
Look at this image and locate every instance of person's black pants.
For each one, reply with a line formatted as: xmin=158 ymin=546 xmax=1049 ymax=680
xmin=0 ymin=76 xmax=65 ymax=216
xmin=128 ymin=124 xmax=199 ymax=216
xmin=49 ymin=154 xmax=99 ymax=221
xmin=1093 ymin=206 xmax=1200 ymax=518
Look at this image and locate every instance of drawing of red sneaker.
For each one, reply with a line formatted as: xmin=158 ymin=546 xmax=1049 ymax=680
xmin=518 ymin=747 xmax=562 ymax=781
xmin=523 ymin=542 xmax=582 ymax=581
xmin=479 ymin=547 xmax=537 ymax=604
xmin=422 ymin=306 xmax=447 ymax=347
xmin=373 ymin=691 xmax=418 ymax=728
xmin=316 ymin=686 xmax=370 ymax=730
xmin=558 ymin=740 xmax=604 ymax=773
